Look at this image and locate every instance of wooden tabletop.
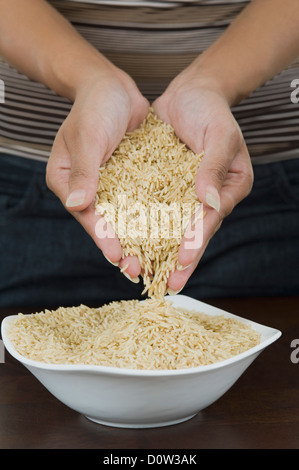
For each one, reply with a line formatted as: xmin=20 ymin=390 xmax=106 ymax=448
xmin=0 ymin=296 xmax=298 ymax=450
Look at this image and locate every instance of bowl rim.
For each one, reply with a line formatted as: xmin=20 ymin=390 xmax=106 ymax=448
xmin=1 ymin=296 xmax=282 ymax=377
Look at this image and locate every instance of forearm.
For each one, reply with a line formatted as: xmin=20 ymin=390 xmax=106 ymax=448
xmin=0 ymin=0 xmax=115 ymax=100
xmin=185 ymin=0 xmax=299 ymax=105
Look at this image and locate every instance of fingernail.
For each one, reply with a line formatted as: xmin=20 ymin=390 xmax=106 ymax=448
xmin=120 ymin=264 xmax=140 ymax=283
xmin=103 ymin=254 xmax=119 ymax=267
xmin=167 ymin=287 xmax=183 ymax=296
xmin=177 ymin=262 xmax=193 ymax=271
xmin=206 ymin=186 xmax=220 ymax=212
xmin=66 ymin=189 xmax=86 ymax=208
xmin=120 ymin=263 xmax=129 ymax=273
xmin=122 ymin=272 xmax=140 ymax=284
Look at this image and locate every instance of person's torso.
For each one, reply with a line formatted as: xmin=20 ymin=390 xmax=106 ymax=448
xmin=0 ymin=0 xmax=298 ymax=164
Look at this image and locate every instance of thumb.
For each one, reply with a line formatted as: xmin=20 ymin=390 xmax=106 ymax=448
xmin=195 ymin=125 xmax=242 ymax=213
xmin=196 ymin=160 xmax=225 ymax=214
xmin=65 ymin=129 xmax=108 ymax=212
xmin=65 ymin=169 xmax=97 ymax=212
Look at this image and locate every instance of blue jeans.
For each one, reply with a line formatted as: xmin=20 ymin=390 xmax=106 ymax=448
xmin=0 ymin=154 xmax=298 ymax=308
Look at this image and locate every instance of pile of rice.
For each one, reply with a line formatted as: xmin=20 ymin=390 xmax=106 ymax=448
xmin=95 ymin=108 xmax=204 ymax=298
xmin=7 ymin=298 xmax=260 ymax=370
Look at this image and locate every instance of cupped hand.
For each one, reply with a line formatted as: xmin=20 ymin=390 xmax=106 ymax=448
xmin=46 ymin=65 xmax=149 ymax=279
xmin=153 ymin=72 xmax=254 ymax=293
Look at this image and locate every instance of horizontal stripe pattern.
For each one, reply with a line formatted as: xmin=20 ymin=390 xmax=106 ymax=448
xmin=0 ymin=0 xmax=298 ymax=164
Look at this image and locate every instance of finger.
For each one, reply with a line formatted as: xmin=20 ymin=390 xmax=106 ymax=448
xmin=127 ymin=95 xmax=150 ymax=131
xmin=48 ymin=159 xmax=140 ymax=275
xmin=178 ymin=206 xmax=218 ymax=267
xmin=65 ymin=124 xmax=108 ymax=211
xmin=167 ymin=211 xmax=222 ymax=292
xmin=75 ymin=202 xmax=142 ymax=278
xmin=47 ymin=132 xmax=122 ymax=261
xmin=219 ymin=141 xmax=254 ymax=217
xmin=168 ymin=144 xmax=253 ymax=292
xmin=175 ymin=143 xmax=252 ymax=268
xmin=119 ymin=255 xmax=141 ymax=283
xmin=47 ymin=123 xmax=143 ymax=277
xmin=46 ymin=130 xmax=71 ymax=200
xmin=195 ymin=122 xmax=243 ymax=213
xmin=152 ymin=96 xmax=170 ymax=124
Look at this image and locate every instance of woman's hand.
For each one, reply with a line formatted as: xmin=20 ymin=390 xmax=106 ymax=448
xmin=153 ymin=71 xmax=254 ymax=293
xmin=46 ymin=65 xmax=149 ymax=279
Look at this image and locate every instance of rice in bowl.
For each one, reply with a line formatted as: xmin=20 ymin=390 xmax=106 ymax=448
xmin=7 ymin=298 xmax=260 ymax=370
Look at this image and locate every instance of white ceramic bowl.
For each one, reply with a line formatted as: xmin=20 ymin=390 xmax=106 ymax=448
xmin=1 ymin=295 xmax=281 ymax=428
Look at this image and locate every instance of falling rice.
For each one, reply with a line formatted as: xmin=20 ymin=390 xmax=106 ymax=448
xmin=95 ymin=108 xmax=204 ymax=298
xmin=7 ymin=298 xmax=260 ymax=370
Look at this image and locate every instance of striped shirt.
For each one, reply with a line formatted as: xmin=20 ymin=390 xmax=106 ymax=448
xmin=0 ymin=0 xmax=299 ymax=164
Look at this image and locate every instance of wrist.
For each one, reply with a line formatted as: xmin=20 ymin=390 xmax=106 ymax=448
xmin=173 ymin=54 xmax=247 ymax=107
xmin=45 ymin=47 xmax=117 ymax=101
xmin=171 ymin=42 xmax=270 ymax=108
xmin=60 ymin=53 xmax=139 ymax=106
